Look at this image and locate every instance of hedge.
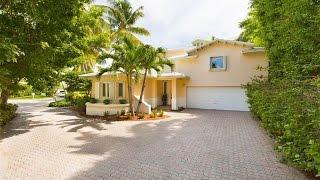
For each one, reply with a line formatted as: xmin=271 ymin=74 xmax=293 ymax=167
xmin=0 ymin=104 xmax=18 ymax=127
xmin=245 ymin=80 xmax=320 ymax=176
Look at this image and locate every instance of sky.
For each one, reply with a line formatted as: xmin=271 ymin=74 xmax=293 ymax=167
xmin=94 ymin=0 xmax=251 ymax=49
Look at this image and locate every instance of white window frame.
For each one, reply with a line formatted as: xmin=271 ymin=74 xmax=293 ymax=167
xmin=210 ymin=56 xmax=227 ymax=71
xmin=103 ymin=82 xmax=113 ymax=98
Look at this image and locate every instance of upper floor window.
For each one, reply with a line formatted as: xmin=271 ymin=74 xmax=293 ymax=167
xmin=210 ymin=56 xmax=227 ymax=71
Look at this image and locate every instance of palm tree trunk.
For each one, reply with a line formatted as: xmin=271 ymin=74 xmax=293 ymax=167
xmin=0 ymin=89 xmax=9 ymax=108
xmin=127 ymin=74 xmax=135 ymax=116
xmin=136 ymin=69 xmax=147 ymax=113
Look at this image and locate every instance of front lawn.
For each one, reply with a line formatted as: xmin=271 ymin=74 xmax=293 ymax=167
xmin=11 ymin=95 xmax=49 ymax=100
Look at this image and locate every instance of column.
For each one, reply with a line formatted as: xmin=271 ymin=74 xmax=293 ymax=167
xmin=171 ymin=78 xmax=177 ymax=110
xmin=151 ymin=79 xmax=157 ymax=108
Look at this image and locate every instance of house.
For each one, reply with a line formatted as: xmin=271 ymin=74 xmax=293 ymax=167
xmin=80 ymin=39 xmax=267 ymax=116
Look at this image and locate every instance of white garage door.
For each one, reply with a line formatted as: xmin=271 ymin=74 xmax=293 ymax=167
xmin=187 ymin=87 xmax=249 ymax=111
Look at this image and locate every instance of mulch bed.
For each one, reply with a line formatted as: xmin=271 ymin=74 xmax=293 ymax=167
xmin=67 ymin=106 xmax=169 ymax=122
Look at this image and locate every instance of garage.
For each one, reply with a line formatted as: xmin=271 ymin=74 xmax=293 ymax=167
xmin=186 ymin=87 xmax=249 ymax=111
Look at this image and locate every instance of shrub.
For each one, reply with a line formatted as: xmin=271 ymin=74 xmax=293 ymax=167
xmin=138 ymin=112 xmax=145 ymax=119
xmin=89 ymin=98 xmax=97 ymax=104
xmin=120 ymin=109 xmax=126 ymax=116
xmin=119 ymin=99 xmax=127 ymax=104
xmin=49 ymin=100 xmax=71 ymax=107
xmin=245 ymin=80 xmax=320 ymax=176
xmin=103 ymin=99 xmax=112 ymax=105
xmin=158 ymin=109 xmax=164 ymax=117
xmin=0 ymin=104 xmax=18 ymax=127
xmin=67 ymin=92 xmax=91 ymax=108
xmin=104 ymin=111 xmax=109 ymax=117
xmin=150 ymin=109 xmax=157 ymax=118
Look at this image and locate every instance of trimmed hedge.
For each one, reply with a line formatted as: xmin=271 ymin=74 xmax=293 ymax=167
xmin=0 ymin=104 xmax=18 ymax=127
xmin=245 ymin=80 xmax=320 ymax=176
xmin=50 ymin=92 xmax=93 ymax=108
xmin=49 ymin=100 xmax=71 ymax=107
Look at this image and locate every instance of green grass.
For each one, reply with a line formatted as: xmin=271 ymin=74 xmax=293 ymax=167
xmin=10 ymin=95 xmax=50 ymax=100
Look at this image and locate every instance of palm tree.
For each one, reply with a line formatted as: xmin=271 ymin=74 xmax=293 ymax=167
xmin=136 ymin=46 xmax=173 ymax=113
xmin=98 ymin=37 xmax=144 ymax=115
xmin=105 ymin=0 xmax=150 ymax=42
xmin=73 ymin=6 xmax=112 ymax=73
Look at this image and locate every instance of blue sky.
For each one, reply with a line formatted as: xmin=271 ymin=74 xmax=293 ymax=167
xmin=94 ymin=0 xmax=251 ymax=49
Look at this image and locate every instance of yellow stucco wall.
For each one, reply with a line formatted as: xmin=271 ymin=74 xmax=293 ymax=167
xmin=174 ymin=43 xmax=268 ymax=87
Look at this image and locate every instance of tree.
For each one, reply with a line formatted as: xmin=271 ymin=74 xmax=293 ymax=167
xmin=105 ymin=0 xmax=150 ymax=42
xmin=136 ymin=46 xmax=173 ymax=113
xmin=72 ymin=6 xmax=112 ymax=73
xmin=99 ymin=38 xmax=144 ymax=115
xmin=0 ymin=0 xmax=93 ymax=106
xmin=240 ymin=0 xmax=320 ymax=80
xmin=63 ymin=72 xmax=92 ymax=95
xmin=237 ymin=9 xmax=264 ymax=46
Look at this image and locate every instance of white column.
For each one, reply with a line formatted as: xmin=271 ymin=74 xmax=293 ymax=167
xmin=151 ymin=79 xmax=157 ymax=108
xmin=95 ymin=82 xmax=100 ymax=99
xmin=171 ymin=78 xmax=177 ymax=110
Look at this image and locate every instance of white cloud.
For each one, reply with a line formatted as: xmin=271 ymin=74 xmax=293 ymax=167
xmin=95 ymin=0 xmax=250 ymax=48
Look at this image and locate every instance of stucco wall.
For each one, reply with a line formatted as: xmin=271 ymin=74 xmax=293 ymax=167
xmin=173 ymin=43 xmax=268 ymax=87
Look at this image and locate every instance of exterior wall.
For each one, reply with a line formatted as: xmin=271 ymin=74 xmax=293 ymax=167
xmin=89 ymin=74 xmax=128 ymax=103
xmin=89 ymin=75 xmax=157 ymax=108
xmin=173 ymin=43 xmax=268 ymax=87
xmin=176 ymin=78 xmax=187 ymax=108
xmin=86 ymin=103 xmax=130 ymax=116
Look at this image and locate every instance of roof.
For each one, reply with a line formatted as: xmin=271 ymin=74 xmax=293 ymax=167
xmin=187 ymin=39 xmax=255 ymax=54
xmin=158 ymin=72 xmax=188 ymax=79
xmin=79 ymin=72 xmax=122 ymax=78
xmin=168 ymin=54 xmax=197 ymax=61
xmin=80 ymin=71 xmax=188 ymax=79
xmin=242 ymin=47 xmax=265 ymax=54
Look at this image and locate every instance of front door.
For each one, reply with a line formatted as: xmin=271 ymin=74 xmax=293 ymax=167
xmin=162 ymin=81 xmax=168 ymax=105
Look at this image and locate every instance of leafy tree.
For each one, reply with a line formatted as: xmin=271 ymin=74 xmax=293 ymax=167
xmin=240 ymin=0 xmax=320 ymax=80
xmin=136 ymin=46 xmax=173 ymax=113
xmin=0 ymin=0 xmax=93 ymax=106
xmin=104 ymin=0 xmax=150 ymax=42
xmin=237 ymin=9 xmax=264 ymax=46
xmin=72 ymin=6 xmax=112 ymax=73
xmin=63 ymin=72 xmax=92 ymax=94
xmin=99 ymin=38 xmax=144 ymax=115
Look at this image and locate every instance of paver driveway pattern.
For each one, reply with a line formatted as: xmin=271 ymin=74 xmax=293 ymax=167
xmin=0 ymin=99 xmax=308 ymax=180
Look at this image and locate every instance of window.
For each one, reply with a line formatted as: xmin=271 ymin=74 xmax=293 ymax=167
xmin=118 ymin=83 xmax=124 ymax=97
xmin=102 ymin=83 xmax=111 ymax=98
xmin=107 ymin=83 xmax=110 ymax=97
xmin=102 ymin=84 xmax=106 ymax=97
xmin=210 ymin=56 xmax=226 ymax=71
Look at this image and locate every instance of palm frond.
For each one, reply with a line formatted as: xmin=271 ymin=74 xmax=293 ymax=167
xmin=127 ymin=26 xmax=150 ymax=36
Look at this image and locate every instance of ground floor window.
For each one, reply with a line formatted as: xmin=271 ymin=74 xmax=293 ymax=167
xmin=118 ymin=83 xmax=124 ymax=98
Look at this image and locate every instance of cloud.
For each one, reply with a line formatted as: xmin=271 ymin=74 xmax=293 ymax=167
xmin=94 ymin=0 xmax=250 ymax=48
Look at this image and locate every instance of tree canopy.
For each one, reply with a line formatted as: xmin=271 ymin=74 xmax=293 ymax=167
xmin=0 ymin=0 xmax=100 ymax=104
xmin=240 ymin=0 xmax=320 ymax=80
xmin=105 ymin=0 xmax=150 ymax=42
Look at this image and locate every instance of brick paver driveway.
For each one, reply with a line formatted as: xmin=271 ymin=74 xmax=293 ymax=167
xmin=0 ymin=99 xmax=308 ymax=179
